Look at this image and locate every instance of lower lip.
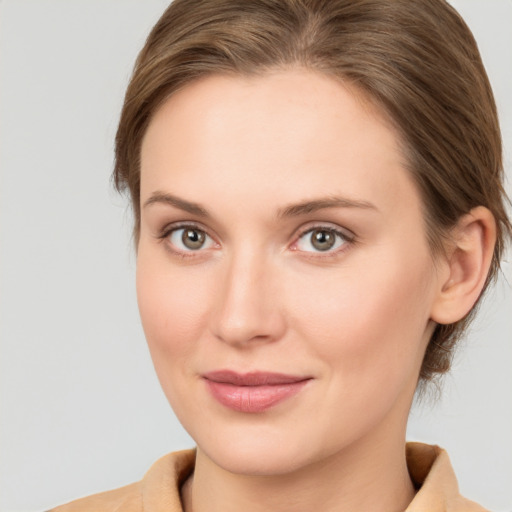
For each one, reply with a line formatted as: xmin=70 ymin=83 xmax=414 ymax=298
xmin=205 ymin=380 xmax=309 ymax=413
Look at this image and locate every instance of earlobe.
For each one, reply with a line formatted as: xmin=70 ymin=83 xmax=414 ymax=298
xmin=430 ymin=206 xmax=497 ymax=325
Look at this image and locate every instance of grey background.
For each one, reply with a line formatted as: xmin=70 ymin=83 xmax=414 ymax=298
xmin=0 ymin=1 xmax=510 ymax=511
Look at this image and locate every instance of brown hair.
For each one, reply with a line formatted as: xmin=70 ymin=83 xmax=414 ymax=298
xmin=114 ymin=0 xmax=511 ymax=383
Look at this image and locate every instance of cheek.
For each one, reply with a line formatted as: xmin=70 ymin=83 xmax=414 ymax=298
xmin=287 ymin=249 xmax=434 ymax=385
xmin=136 ymin=252 xmax=212 ymax=369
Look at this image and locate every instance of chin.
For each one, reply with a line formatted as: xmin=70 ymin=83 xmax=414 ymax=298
xmin=203 ymin=440 xmax=313 ymax=476
xmin=191 ymin=420 xmax=331 ymax=477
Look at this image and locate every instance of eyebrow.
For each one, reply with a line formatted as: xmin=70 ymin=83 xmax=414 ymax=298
xmin=143 ymin=192 xmax=377 ymax=218
xmin=277 ymin=197 xmax=378 ymax=218
xmin=143 ymin=192 xmax=210 ymax=217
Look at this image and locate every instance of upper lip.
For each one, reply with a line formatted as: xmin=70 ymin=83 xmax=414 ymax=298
xmin=203 ymin=370 xmax=311 ymax=386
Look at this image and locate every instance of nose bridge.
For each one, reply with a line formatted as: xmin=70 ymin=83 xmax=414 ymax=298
xmin=212 ymin=244 xmax=284 ymax=346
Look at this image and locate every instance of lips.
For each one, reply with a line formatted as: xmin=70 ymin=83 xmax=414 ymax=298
xmin=202 ymin=370 xmax=311 ymax=413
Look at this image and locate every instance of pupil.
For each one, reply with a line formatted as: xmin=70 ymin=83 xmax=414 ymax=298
xmin=182 ymin=229 xmax=205 ymax=249
xmin=312 ymin=230 xmax=335 ymax=251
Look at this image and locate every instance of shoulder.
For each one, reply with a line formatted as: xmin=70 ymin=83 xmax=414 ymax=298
xmin=48 ymin=482 xmax=142 ymax=512
xmin=48 ymin=449 xmax=196 ymax=512
xmin=406 ymin=442 xmax=490 ymax=512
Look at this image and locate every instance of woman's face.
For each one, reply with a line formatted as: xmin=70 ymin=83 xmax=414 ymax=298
xmin=137 ymin=70 xmax=442 ymax=475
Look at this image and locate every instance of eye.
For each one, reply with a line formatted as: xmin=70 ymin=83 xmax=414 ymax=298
xmin=165 ymin=225 xmax=216 ymax=252
xmin=295 ymin=227 xmax=350 ymax=253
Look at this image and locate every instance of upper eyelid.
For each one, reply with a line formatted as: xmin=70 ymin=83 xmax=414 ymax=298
xmin=159 ymin=220 xmax=213 ymax=238
xmin=159 ymin=220 xmax=352 ymax=234
xmin=293 ymin=222 xmax=355 ymax=240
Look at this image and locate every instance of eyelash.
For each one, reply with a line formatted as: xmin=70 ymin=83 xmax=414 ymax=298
xmin=157 ymin=222 xmax=355 ymax=259
xmin=158 ymin=222 xmax=217 ymax=259
xmin=291 ymin=224 xmax=355 ymax=258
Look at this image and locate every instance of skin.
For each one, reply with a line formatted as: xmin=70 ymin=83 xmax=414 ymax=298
xmin=137 ymin=69 xmax=495 ymax=512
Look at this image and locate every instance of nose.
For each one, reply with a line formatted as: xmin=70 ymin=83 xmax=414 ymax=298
xmin=210 ymin=248 xmax=286 ymax=347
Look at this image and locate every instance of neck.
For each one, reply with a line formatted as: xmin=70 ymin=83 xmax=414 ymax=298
xmin=182 ymin=428 xmax=415 ymax=512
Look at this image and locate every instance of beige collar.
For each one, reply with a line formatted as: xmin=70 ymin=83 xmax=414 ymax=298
xmin=50 ymin=443 xmax=488 ymax=511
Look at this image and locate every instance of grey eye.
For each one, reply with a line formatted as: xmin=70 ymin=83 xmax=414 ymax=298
xmin=167 ymin=226 xmax=214 ymax=252
xmin=310 ymin=229 xmax=336 ymax=251
xmin=296 ymin=227 xmax=347 ymax=253
xmin=182 ymin=228 xmax=206 ymax=250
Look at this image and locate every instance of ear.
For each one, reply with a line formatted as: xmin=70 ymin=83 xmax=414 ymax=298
xmin=430 ymin=206 xmax=497 ymax=325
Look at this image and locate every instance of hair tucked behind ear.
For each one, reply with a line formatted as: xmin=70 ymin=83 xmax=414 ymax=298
xmin=114 ymin=0 xmax=511 ymax=384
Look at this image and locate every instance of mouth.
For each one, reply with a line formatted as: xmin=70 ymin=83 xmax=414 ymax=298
xmin=202 ymin=370 xmax=312 ymax=413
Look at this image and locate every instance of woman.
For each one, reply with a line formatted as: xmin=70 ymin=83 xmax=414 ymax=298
xmin=44 ymin=0 xmax=509 ymax=510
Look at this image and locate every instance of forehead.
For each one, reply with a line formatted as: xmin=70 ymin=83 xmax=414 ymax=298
xmin=140 ymin=69 xmax=418 ymax=218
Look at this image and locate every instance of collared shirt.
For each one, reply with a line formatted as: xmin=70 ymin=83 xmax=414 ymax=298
xmin=49 ymin=443 xmax=489 ymax=512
